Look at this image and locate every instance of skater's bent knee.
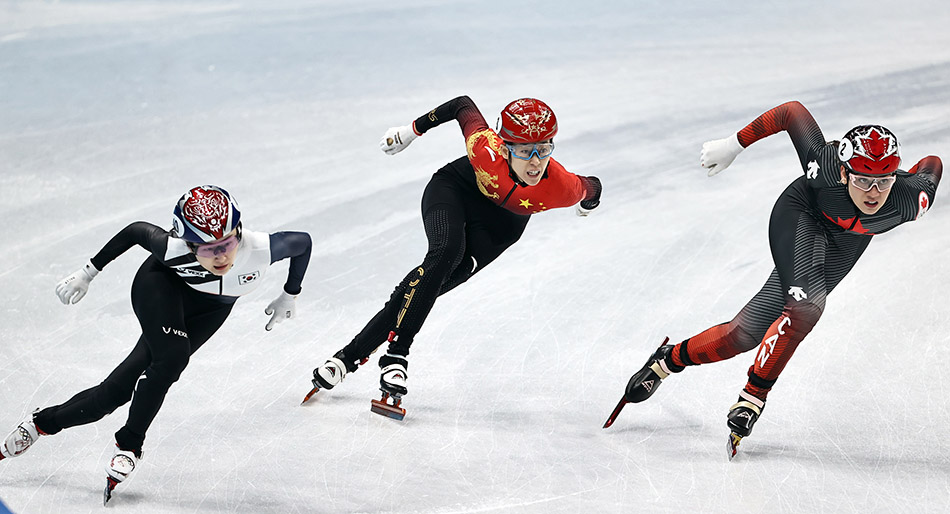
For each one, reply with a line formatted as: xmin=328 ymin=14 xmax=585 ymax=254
xmin=97 ymin=381 xmax=134 ymax=414
xmin=149 ymin=355 xmax=190 ymax=384
xmin=784 ymin=302 xmax=822 ymax=328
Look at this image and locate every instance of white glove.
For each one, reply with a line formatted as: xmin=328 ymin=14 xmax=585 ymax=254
xmin=264 ymin=290 xmax=297 ymax=331
xmin=575 ymin=203 xmax=593 ymax=217
xmin=701 ymin=133 xmax=744 ymax=176
xmin=379 ymin=124 xmax=419 ymax=155
xmin=55 ymin=260 xmax=99 ymax=305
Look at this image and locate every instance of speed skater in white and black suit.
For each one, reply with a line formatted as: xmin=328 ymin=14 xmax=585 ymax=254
xmin=604 ymin=101 xmax=942 ymax=459
xmin=0 ymin=185 xmax=312 ymax=502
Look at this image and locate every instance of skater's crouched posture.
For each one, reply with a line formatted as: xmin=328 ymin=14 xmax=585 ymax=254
xmin=606 ymin=101 xmax=942 ymax=457
xmin=307 ymin=96 xmax=602 ymax=418
xmin=0 ymin=185 xmax=312 ymax=502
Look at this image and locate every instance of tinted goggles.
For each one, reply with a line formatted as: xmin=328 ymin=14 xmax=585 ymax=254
xmin=505 ymin=142 xmax=555 ymax=161
xmin=188 ymin=233 xmax=240 ymax=258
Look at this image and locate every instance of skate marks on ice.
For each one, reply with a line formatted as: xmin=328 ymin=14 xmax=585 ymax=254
xmin=3 ymin=1 xmax=950 ymax=513
xmin=0 ymin=460 xmax=146 ymax=511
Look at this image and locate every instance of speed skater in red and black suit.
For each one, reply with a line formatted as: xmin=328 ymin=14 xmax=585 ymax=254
xmin=305 ymin=96 xmax=602 ymax=418
xmin=604 ymin=101 xmax=941 ymax=458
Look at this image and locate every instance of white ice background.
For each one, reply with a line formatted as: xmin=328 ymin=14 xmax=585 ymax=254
xmin=1 ymin=1 xmax=949 ymax=512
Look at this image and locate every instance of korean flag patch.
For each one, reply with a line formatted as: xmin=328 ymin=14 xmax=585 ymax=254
xmin=238 ymin=271 xmax=260 ymax=285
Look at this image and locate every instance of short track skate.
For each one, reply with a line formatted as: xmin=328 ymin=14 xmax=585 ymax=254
xmin=302 ymin=353 xmax=372 ymax=405
xmin=727 ymin=432 xmax=744 ymax=460
xmin=103 ymin=446 xmax=138 ymax=505
xmin=103 ymin=477 xmax=119 ymax=505
xmin=300 ymin=386 xmax=320 ymax=405
xmin=725 ymin=393 xmax=763 ymax=460
xmin=603 ymin=337 xmax=671 ymax=429
xmin=370 ymin=391 xmax=406 ymax=421
xmin=602 ymin=397 xmax=629 ymax=429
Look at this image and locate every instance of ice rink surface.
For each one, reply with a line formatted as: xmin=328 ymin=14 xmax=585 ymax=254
xmin=1 ymin=1 xmax=949 ymax=512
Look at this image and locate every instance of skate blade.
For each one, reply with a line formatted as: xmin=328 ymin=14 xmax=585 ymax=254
xmin=370 ymin=393 xmax=406 ymax=421
xmin=603 ymin=397 xmax=629 ymax=429
xmin=300 ymin=386 xmax=320 ymax=405
xmin=727 ymin=432 xmax=743 ymax=461
xmin=103 ymin=477 xmax=119 ymax=506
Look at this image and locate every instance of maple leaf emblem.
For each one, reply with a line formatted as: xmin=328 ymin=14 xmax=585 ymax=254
xmin=854 ymin=127 xmax=897 ymax=160
xmin=917 ymin=191 xmax=930 ymax=220
xmin=822 ymin=212 xmax=872 ymax=234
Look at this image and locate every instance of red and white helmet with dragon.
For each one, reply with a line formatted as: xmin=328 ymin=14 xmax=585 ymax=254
xmin=497 ymin=98 xmax=558 ymax=144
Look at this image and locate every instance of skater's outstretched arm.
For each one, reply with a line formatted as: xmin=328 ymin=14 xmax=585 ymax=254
xmin=379 ymin=96 xmax=487 ymax=155
xmin=91 ymin=222 xmax=170 ymax=269
xmin=56 ymin=222 xmax=169 ymax=304
xmin=701 ymin=101 xmax=828 ymax=178
xmin=411 ymin=95 xmax=488 ymax=139
xmin=735 ymin=101 xmax=827 ymax=167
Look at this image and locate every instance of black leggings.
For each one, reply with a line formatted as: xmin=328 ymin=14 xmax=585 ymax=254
xmin=340 ymin=171 xmax=530 ymax=365
xmin=34 ymin=257 xmax=233 ymax=451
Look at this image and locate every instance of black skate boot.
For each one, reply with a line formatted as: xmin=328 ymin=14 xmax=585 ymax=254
xmin=604 ymin=337 xmax=685 ymax=428
xmin=726 ymin=391 xmax=765 ymax=460
xmin=371 ymin=353 xmax=408 ymax=420
xmin=623 ymin=338 xmax=683 ymax=403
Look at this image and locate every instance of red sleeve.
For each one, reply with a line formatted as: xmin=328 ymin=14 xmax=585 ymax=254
xmin=737 ymin=101 xmax=828 ymax=172
xmin=901 ymin=156 xmax=942 ymax=221
xmin=546 ymin=160 xmax=588 ymax=205
xmin=906 ymin=155 xmax=943 ymax=183
xmin=466 ymin=128 xmax=511 ymax=204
